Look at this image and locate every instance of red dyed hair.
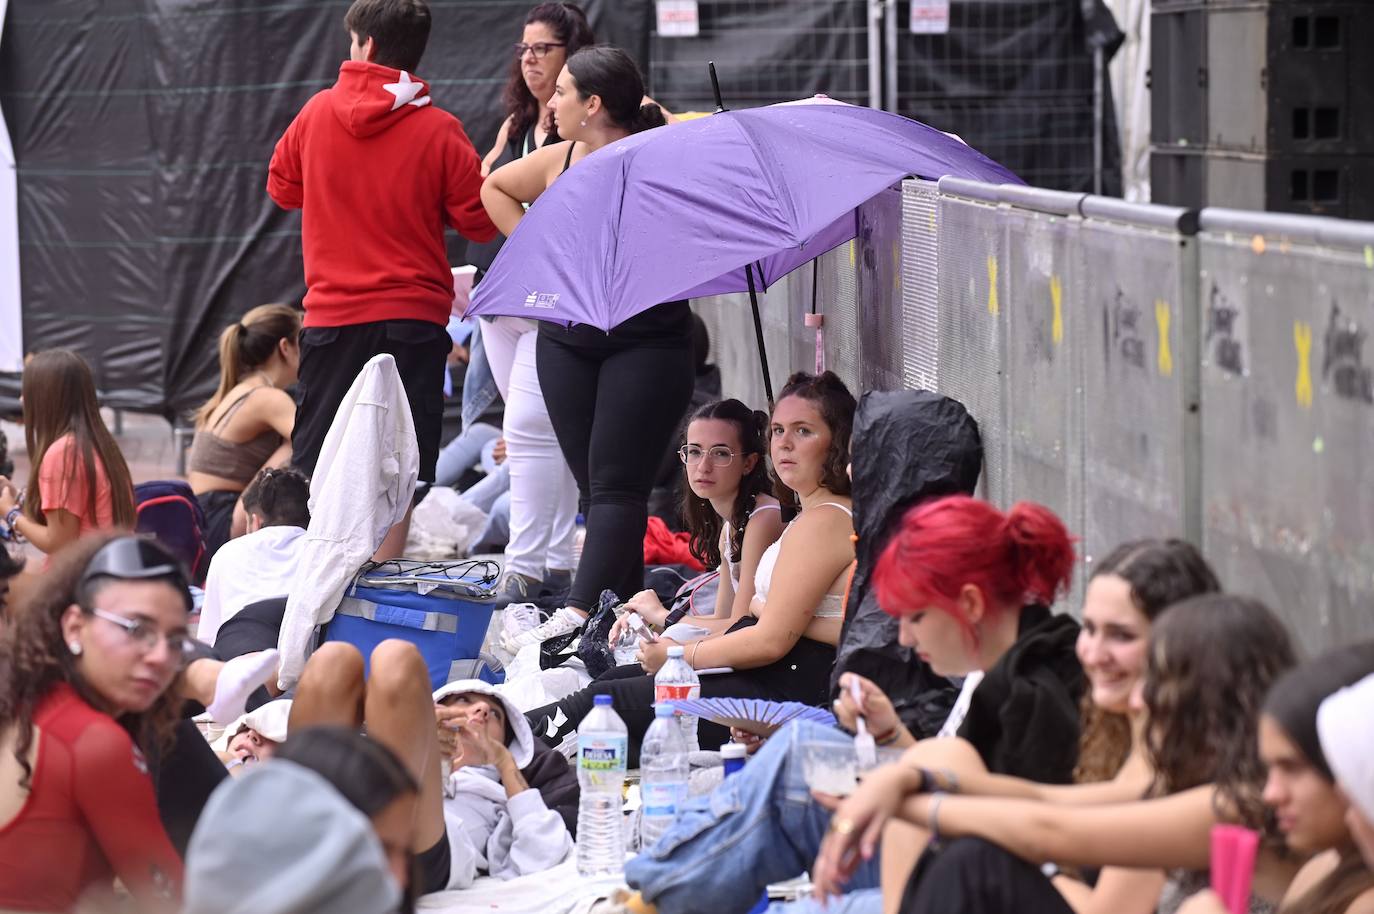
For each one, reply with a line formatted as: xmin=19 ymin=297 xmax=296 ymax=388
xmin=872 ymin=496 xmax=1075 ymax=639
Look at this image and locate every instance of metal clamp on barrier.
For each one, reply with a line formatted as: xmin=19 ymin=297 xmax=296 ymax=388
xmin=335 ymin=597 xmax=460 ymax=634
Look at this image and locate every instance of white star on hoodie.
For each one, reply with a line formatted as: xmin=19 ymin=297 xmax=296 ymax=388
xmin=383 ymin=71 xmax=431 ymax=112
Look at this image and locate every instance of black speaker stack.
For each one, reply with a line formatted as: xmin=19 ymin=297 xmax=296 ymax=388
xmin=1150 ymin=0 xmax=1374 ymax=218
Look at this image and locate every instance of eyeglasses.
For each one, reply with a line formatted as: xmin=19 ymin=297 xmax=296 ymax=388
xmin=90 ymin=608 xmax=197 ymax=661
xmin=514 ymin=42 xmax=566 ymax=59
xmin=679 ymin=446 xmax=736 ymax=467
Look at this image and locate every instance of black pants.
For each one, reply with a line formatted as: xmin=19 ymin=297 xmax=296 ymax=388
xmin=196 ymin=490 xmax=239 ymax=572
xmin=526 ymin=618 xmax=836 ymax=767
xmin=536 ymin=305 xmax=695 ymax=610
xmin=292 ymin=319 xmax=451 ymax=482
xmin=902 ymin=837 xmax=1074 ymax=914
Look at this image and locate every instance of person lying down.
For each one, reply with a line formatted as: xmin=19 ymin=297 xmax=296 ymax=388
xmin=212 ymin=699 xmax=293 ymax=769
xmin=434 ymin=679 xmax=574 ymax=886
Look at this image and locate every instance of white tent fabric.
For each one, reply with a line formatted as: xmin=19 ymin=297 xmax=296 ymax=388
xmin=0 ymin=0 xmax=23 ymax=372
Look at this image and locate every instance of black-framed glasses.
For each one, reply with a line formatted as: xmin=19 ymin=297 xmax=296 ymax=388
xmin=90 ymin=608 xmax=197 ymax=661
xmin=679 ymin=446 xmax=736 ymax=467
xmin=514 ymin=41 xmax=565 ymax=59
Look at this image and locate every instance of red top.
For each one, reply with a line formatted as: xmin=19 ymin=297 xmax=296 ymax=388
xmin=268 ymin=61 xmax=499 ymax=329
xmin=0 ymin=683 xmax=182 ymax=910
xmin=38 ymin=434 xmax=119 ymax=534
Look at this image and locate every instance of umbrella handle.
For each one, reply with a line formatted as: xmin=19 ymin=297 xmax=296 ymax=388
xmin=805 ymin=313 xmax=825 ymax=374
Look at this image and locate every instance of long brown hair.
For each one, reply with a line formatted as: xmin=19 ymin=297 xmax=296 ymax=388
xmin=1074 ymin=539 xmax=1222 ymax=783
xmin=20 ymin=350 xmax=135 ymax=529
xmin=678 ymin=399 xmax=772 ymax=570
xmin=0 ymin=534 xmax=186 ymax=787
xmin=196 ymin=303 xmax=301 ymax=428
xmin=1144 ymin=594 xmax=1296 ymax=830
xmin=771 ymin=371 xmax=856 ymax=502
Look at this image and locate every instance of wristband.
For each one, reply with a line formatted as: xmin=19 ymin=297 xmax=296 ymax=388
xmin=927 ymin=791 xmax=947 ymax=849
xmin=937 ymin=767 xmax=961 ymax=794
xmin=872 ymin=725 xmax=902 ymax=746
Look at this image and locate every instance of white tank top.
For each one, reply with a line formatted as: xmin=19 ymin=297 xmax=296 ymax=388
xmin=751 ymin=502 xmax=853 ymax=620
xmin=722 ymin=502 xmax=783 ymax=585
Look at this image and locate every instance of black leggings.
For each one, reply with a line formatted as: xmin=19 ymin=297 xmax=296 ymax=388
xmin=902 ymin=837 xmax=1074 ymax=914
xmin=536 ymin=307 xmax=695 ymax=610
xmin=526 ymin=620 xmax=836 ymax=767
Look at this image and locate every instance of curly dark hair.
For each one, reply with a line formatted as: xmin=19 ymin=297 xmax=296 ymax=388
xmin=1074 ymin=539 xmax=1222 ymax=783
xmin=0 ymin=534 xmax=187 ymax=788
xmin=678 ymin=399 xmax=773 ymax=570
xmin=771 ymin=371 xmax=855 ymax=502
xmin=502 ymin=3 xmax=595 ymax=141
xmin=1144 ymin=594 xmax=1296 ymax=831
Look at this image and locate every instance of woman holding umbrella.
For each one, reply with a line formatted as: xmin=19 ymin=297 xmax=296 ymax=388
xmin=482 ymin=46 xmax=692 ymax=650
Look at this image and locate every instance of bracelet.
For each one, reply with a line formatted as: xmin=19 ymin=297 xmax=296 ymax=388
xmin=937 ymin=767 xmax=960 ymax=794
xmin=871 ymin=725 xmax=901 ymax=746
xmin=689 ymin=641 xmax=702 ymax=667
xmin=927 ymin=791 xmax=947 ymax=849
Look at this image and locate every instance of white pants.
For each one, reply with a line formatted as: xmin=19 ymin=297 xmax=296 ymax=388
xmin=480 ymin=317 xmax=578 ymax=579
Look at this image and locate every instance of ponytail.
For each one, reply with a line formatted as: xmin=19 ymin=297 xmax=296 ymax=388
xmin=634 ymin=102 xmax=666 ymax=134
xmin=195 ymin=303 xmax=300 ymax=428
xmin=872 ymin=495 xmax=1075 ymax=639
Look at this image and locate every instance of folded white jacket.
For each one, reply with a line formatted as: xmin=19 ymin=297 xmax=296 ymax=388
xmin=277 ymin=354 xmax=419 ymax=689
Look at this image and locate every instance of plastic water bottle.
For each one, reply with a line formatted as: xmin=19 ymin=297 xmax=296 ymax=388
xmin=576 ymin=694 xmax=628 ymax=877
xmin=639 ymin=703 xmax=689 ymax=850
xmin=572 ymin=513 xmax=587 ymax=570
xmin=721 ymin=742 xmax=747 ymax=778
xmin=654 ymin=645 xmax=702 ymax=751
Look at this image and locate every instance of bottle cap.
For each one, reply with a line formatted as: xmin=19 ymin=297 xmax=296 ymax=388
xmin=575 ymin=513 xmax=586 ymax=525
xmin=667 ymin=645 xmax=686 ymax=658
xmin=721 ymin=743 xmax=747 ymax=760
xmin=654 ymin=703 xmax=676 ymax=718
xmin=593 ymin=695 xmax=612 ymax=707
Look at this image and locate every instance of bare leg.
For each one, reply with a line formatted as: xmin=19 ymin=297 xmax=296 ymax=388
xmin=362 ymin=639 xmax=446 ymax=853
xmin=182 ymin=658 xmax=222 ymax=708
xmin=373 ymin=506 xmax=414 ymax=562
xmin=289 ymin=642 xmax=366 ymax=732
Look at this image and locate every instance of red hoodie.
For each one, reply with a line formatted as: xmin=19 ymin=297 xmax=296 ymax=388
xmin=268 ymin=62 xmax=498 ymax=328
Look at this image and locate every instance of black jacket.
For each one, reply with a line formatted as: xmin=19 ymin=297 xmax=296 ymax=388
xmin=956 ymin=604 xmax=1086 ymax=784
xmin=521 ymin=743 xmax=580 ymax=838
xmin=832 ymin=390 xmax=984 ymax=738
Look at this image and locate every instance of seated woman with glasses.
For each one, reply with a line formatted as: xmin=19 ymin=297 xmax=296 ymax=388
xmin=525 ymin=372 xmax=857 ymax=764
xmin=0 ymin=535 xmax=196 ymax=913
xmin=607 ymin=398 xmax=784 ymax=646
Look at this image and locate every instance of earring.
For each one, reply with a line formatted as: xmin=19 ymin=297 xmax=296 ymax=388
xmin=580 ymin=119 xmax=587 ymax=127
xmin=68 ymin=641 xmax=82 ymax=656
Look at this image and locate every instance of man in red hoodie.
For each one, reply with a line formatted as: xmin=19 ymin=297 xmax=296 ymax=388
xmin=268 ymin=0 xmax=498 ymax=558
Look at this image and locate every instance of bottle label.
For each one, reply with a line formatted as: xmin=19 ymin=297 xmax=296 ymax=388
xmin=579 ymin=736 xmax=628 ymax=782
xmin=655 ymin=684 xmax=695 ymax=703
xmin=641 ymin=782 xmax=684 ymax=818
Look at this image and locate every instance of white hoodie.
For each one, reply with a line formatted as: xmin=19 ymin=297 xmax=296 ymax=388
xmin=433 ymin=680 xmax=573 ymax=887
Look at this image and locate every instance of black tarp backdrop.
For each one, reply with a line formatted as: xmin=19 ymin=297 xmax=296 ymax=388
xmin=0 ymin=0 xmax=1115 ymax=416
xmin=0 ymin=0 xmax=650 ymax=416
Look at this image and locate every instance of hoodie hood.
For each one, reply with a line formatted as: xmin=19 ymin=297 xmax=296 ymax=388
xmin=330 ymin=61 xmax=433 ymax=139
xmin=433 ymin=679 xmax=534 ymax=767
xmin=184 ymin=760 xmax=401 ymax=914
xmin=831 ymin=389 xmax=983 ymax=731
xmin=211 ymin=699 xmax=293 ymax=754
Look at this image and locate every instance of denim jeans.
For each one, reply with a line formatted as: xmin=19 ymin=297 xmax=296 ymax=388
xmin=460 ymin=317 xmax=500 ymax=431
xmin=624 ymin=720 xmax=881 ymax=914
xmin=434 ymin=420 xmax=501 ymax=488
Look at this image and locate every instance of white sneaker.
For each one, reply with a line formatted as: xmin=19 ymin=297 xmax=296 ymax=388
xmin=500 ymin=606 xmax=587 ymax=652
xmin=501 ymin=602 xmax=542 ymax=640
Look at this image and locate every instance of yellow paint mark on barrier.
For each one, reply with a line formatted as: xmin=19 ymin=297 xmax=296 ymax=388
xmin=1251 ymin=234 xmax=1267 ymax=255
xmin=1155 ymin=300 xmax=1174 ymax=377
xmin=848 ymin=240 xmax=856 ymax=268
xmin=1365 ymin=245 xmax=1373 ymax=269
xmin=1294 ymin=321 xmax=1314 ymax=409
xmin=987 ymin=255 xmax=1000 ymax=315
xmin=1050 ymin=275 xmax=1064 ymax=344
xmin=893 ymin=241 xmax=901 ymax=291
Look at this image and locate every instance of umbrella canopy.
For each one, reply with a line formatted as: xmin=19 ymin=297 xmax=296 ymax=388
xmin=467 ymin=102 xmax=1021 ymax=331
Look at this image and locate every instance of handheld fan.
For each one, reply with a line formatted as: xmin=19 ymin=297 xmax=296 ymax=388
xmin=667 ymin=697 xmax=836 ymax=737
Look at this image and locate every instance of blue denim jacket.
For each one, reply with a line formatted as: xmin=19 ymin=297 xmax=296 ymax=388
xmin=461 ymin=318 xmax=501 ymax=430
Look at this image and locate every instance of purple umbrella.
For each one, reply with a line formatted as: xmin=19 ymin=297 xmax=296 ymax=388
xmin=467 ymin=101 xmax=1021 ymax=396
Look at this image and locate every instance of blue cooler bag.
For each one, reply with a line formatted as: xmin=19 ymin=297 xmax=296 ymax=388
xmin=322 ymin=560 xmax=503 ymax=688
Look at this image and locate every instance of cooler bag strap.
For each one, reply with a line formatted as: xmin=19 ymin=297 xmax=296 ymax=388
xmin=336 ymin=597 xmax=460 ymax=634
